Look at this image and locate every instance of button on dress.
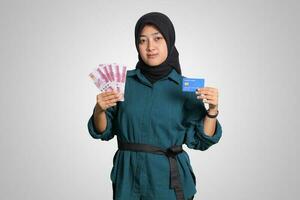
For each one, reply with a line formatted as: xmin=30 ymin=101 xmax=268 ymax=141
xmin=87 ymin=68 xmax=222 ymax=200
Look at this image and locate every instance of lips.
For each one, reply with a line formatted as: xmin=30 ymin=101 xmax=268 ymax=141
xmin=147 ymin=54 xmax=158 ymax=58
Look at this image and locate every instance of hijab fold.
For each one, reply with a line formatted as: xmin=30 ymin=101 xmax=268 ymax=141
xmin=134 ymin=12 xmax=181 ymax=84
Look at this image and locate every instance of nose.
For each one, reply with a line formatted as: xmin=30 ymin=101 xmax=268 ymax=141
xmin=146 ymin=40 xmax=155 ymax=51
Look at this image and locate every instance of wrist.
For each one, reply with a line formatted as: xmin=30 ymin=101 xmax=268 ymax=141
xmin=206 ymin=109 xmax=219 ymax=118
xmin=207 ymin=108 xmax=218 ymax=115
xmin=95 ymin=104 xmax=105 ymax=114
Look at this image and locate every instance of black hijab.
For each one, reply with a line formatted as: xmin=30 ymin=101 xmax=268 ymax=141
xmin=134 ymin=12 xmax=181 ymax=84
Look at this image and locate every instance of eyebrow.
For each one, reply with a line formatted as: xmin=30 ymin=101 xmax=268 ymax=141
xmin=139 ymin=32 xmax=161 ymax=37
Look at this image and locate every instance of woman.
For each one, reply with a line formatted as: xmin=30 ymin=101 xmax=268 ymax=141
xmin=88 ymin=12 xmax=222 ymax=200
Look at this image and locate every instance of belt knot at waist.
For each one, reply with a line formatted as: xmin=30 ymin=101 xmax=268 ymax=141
xmin=117 ymin=140 xmax=185 ymax=200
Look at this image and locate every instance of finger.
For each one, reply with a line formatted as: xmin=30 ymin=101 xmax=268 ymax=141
xmin=203 ymin=99 xmax=215 ymax=104
xmin=101 ymin=92 xmax=121 ymax=101
xmin=101 ymin=90 xmax=118 ymax=97
xmin=197 ymin=87 xmax=218 ymax=94
xmin=197 ymin=97 xmax=217 ymax=104
xmin=102 ymin=96 xmax=117 ymax=102
xmin=100 ymin=96 xmax=115 ymax=102
xmin=197 ymin=94 xmax=217 ymax=101
xmin=197 ymin=92 xmax=215 ymax=98
xmin=117 ymin=93 xmax=123 ymax=100
xmin=104 ymin=99 xmax=117 ymax=105
xmin=107 ymin=94 xmax=123 ymax=103
xmin=204 ymin=90 xmax=218 ymax=97
xmin=205 ymin=87 xmax=216 ymax=91
xmin=203 ymin=99 xmax=218 ymax=105
xmin=196 ymin=87 xmax=212 ymax=93
xmin=98 ymin=93 xmax=114 ymax=101
xmin=196 ymin=87 xmax=212 ymax=91
xmin=196 ymin=90 xmax=214 ymax=96
xmin=204 ymin=87 xmax=218 ymax=92
xmin=99 ymin=91 xmax=113 ymax=97
xmin=107 ymin=102 xmax=117 ymax=108
xmin=110 ymin=93 xmax=123 ymax=102
xmin=197 ymin=94 xmax=216 ymax=100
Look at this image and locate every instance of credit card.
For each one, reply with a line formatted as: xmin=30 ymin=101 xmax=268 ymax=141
xmin=182 ymin=78 xmax=205 ymax=92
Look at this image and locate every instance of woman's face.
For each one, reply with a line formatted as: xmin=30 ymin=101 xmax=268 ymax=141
xmin=138 ymin=25 xmax=168 ymax=66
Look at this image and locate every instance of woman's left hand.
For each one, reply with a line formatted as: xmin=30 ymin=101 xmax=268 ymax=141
xmin=195 ymin=87 xmax=219 ymax=110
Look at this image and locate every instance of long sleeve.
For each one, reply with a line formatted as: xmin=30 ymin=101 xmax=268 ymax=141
xmin=87 ymin=105 xmax=118 ymax=141
xmin=183 ymin=92 xmax=222 ymax=151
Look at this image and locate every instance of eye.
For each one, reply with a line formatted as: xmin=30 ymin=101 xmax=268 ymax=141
xmin=139 ymin=38 xmax=146 ymax=44
xmin=154 ymin=36 xmax=162 ymax=41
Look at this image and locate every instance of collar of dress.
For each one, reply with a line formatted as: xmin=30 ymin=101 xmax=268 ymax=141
xmin=127 ymin=68 xmax=181 ymax=86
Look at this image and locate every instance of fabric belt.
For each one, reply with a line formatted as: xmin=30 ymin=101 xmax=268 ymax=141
xmin=118 ymin=140 xmax=185 ymax=200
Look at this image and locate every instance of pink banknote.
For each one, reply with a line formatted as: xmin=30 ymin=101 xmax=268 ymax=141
xmin=89 ymin=63 xmax=127 ymax=101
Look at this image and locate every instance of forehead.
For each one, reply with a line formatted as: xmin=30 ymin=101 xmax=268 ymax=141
xmin=139 ymin=24 xmax=162 ymax=37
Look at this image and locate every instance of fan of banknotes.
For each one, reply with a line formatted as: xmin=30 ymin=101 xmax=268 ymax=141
xmin=89 ymin=63 xmax=127 ymax=101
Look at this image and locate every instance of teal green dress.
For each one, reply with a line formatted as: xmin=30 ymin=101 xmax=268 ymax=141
xmin=87 ymin=68 xmax=222 ymax=200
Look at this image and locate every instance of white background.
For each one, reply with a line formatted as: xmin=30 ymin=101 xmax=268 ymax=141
xmin=0 ymin=0 xmax=299 ymax=199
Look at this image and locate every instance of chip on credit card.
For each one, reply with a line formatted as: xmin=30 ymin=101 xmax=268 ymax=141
xmin=182 ymin=78 xmax=205 ymax=92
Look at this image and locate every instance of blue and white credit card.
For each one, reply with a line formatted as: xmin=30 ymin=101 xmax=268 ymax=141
xmin=182 ymin=78 xmax=205 ymax=92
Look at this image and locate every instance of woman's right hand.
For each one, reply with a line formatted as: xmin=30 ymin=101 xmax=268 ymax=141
xmin=96 ymin=90 xmax=122 ymax=113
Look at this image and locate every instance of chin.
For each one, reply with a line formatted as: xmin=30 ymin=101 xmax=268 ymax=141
xmin=145 ymin=60 xmax=162 ymax=67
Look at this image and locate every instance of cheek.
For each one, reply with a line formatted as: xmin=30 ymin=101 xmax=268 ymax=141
xmin=161 ymin=46 xmax=168 ymax=59
xmin=138 ymin=46 xmax=146 ymax=56
xmin=138 ymin=46 xmax=142 ymax=53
